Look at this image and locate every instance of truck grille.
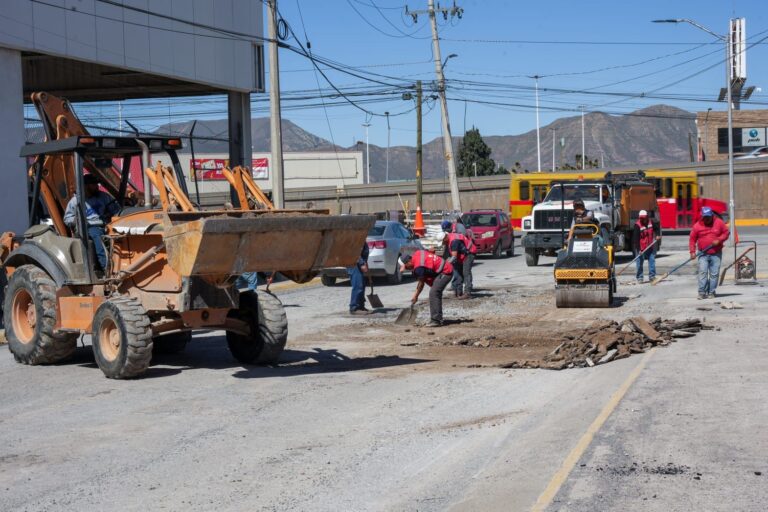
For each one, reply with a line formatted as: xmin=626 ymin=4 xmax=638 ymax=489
xmin=534 ymin=210 xmax=573 ymax=230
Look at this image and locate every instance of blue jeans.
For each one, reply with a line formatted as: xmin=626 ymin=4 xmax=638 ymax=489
xmin=635 ymin=250 xmax=656 ymax=281
xmin=347 ymin=265 xmax=365 ymax=312
xmin=236 ymin=272 xmax=260 ymax=291
xmin=698 ymin=253 xmax=722 ymax=295
xmin=88 ymin=225 xmax=107 ymax=269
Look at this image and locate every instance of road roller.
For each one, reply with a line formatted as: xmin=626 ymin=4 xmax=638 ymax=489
xmin=553 ymin=224 xmax=616 ymax=308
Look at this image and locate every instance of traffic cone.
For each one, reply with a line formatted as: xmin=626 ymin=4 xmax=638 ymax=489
xmin=734 ymin=224 xmax=740 ymax=245
xmin=413 ymin=206 xmax=426 ymax=237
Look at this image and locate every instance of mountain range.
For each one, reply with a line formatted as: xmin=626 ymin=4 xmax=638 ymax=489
xmin=158 ymin=104 xmax=697 ymax=182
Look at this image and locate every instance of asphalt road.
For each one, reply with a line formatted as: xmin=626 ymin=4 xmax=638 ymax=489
xmin=1 ymin=228 xmax=766 ymax=511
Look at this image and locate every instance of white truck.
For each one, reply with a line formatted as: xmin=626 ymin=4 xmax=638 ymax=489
xmin=520 ymin=175 xmax=657 ymax=266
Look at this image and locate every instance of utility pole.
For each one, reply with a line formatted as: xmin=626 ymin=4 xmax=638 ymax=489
xmin=385 ymin=111 xmax=390 ymax=182
xmin=362 ymin=121 xmax=371 ymax=183
xmin=532 ymin=75 xmax=542 ymax=172
xmin=267 ymin=0 xmax=285 ymax=208
xmin=551 ymin=129 xmax=556 ymax=172
xmin=408 ymin=0 xmax=463 ymax=212
xmin=416 ymin=81 xmax=423 ymax=208
xmin=580 ymin=105 xmax=586 ymax=170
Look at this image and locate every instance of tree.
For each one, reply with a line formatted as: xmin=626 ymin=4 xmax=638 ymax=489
xmin=457 ymin=127 xmax=498 ymax=176
xmin=559 ymin=154 xmax=599 ymax=171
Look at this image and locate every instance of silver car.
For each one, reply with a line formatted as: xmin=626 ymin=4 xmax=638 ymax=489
xmin=321 ymin=220 xmax=423 ymax=285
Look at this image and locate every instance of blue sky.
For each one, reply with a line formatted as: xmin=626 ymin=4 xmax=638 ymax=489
xmin=60 ymin=0 xmax=768 ymax=148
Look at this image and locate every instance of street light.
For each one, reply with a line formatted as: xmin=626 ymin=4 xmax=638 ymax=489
xmin=653 ymin=18 xmax=736 ymax=246
xmin=442 ymin=53 xmax=458 ymax=70
xmin=529 ymin=75 xmax=543 ymax=172
xmin=362 ymin=121 xmax=371 ymax=184
xmin=703 ymin=107 xmax=712 ymax=160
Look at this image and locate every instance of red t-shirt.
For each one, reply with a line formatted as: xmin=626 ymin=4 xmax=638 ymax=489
xmin=689 ymin=217 xmax=729 ymax=254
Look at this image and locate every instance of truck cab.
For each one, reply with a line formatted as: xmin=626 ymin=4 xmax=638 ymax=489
xmin=520 ymin=183 xmax=615 ymax=267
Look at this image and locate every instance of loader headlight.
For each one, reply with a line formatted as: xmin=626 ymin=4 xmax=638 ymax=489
xmin=523 ymin=219 xmax=531 ymax=230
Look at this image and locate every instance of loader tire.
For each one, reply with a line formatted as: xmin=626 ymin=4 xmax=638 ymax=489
xmin=226 ymin=291 xmax=288 ymax=365
xmin=153 ymin=331 xmax=191 ymax=354
xmin=92 ymin=297 xmax=153 ymax=379
xmin=5 ymin=265 xmax=77 ymax=365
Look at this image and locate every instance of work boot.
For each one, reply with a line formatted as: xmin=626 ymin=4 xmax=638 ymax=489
xmin=697 ymin=294 xmax=706 ymax=300
xmin=457 ymin=293 xmax=470 ymax=300
xmin=707 ymin=292 xmax=716 ymax=299
xmin=426 ymin=320 xmax=443 ymax=327
xmin=350 ymin=309 xmax=371 ymax=316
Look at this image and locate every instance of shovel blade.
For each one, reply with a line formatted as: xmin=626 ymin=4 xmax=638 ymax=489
xmin=367 ymin=293 xmax=384 ymax=309
xmin=394 ymin=306 xmax=417 ymax=326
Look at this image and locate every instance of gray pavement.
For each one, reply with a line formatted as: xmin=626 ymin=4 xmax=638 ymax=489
xmin=0 ymin=229 xmax=766 ymax=511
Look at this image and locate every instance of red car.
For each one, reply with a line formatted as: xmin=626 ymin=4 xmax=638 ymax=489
xmin=460 ymin=209 xmax=515 ymax=258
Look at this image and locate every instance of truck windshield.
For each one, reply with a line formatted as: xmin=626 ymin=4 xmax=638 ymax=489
xmin=544 ymin=184 xmax=601 ymax=203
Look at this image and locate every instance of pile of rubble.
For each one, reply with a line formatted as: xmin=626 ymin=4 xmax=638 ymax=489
xmin=502 ymin=317 xmax=714 ymax=370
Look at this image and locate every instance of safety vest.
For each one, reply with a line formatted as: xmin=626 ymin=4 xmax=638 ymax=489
xmin=446 ymin=233 xmax=468 ymax=263
xmin=413 ymin=250 xmax=453 ymax=286
xmin=636 ymin=219 xmax=655 ymax=252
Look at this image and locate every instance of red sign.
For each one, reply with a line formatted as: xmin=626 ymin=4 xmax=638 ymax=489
xmin=191 ymin=158 xmax=228 ymax=180
xmin=191 ymin=158 xmax=269 ymax=181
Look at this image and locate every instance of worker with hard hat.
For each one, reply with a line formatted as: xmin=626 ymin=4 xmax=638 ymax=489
xmin=631 ymin=209 xmax=661 ymax=283
xmin=399 ymin=250 xmax=454 ymax=327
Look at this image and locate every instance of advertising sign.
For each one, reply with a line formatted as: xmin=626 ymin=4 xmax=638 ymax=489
xmin=191 ymin=158 xmax=228 ymax=180
xmin=741 ymin=127 xmax=766 ymax=147
xmin=191 ymin=158 xmax=270 ymax=181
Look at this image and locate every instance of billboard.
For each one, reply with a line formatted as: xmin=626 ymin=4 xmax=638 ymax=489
xmin=191 ymin=158 xmax=269 ymax=181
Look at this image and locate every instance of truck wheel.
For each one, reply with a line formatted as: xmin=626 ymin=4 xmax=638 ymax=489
xmin=153 ymin=331 xmax=191 ymax=354
xmin=92 ymin=297 xmax=153 ymax=379
xmin=492 ymin=241 xmax=503 ymax=259
xmin=5 ymin=265 xmax=77 ymax=365
xmin=227 ymin=291 xmax=288 ymax=365
xmin=321 ymin=275 xmax=336 ymax=287
xmin=525 ymin=249 xmax=539 ymax=267
xmin=386 ymin=261 xmax=403 ymax=284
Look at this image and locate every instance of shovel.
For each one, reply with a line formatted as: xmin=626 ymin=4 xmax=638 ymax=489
xmin=652 ymin=244 xmax=714 ymax=285
xmin=395 ymin=303 xmax=418 ymax=326
xmin=367 ymin=275 xmax=384 ymax=309
xmin=616 ymin=243 xmax=656 ymax=277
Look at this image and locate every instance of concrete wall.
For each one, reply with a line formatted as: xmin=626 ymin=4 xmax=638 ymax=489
xmin=153 ymin=151 xmax=365 ymax=196
xmin=0 ymin=0 xmax=262 ymax=92
xmin=0 ymin=48 xmax=28 ymax=234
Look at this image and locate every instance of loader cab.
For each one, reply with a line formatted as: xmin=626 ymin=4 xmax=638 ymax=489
xmin=20 ymin=136 xmax=187 ymax=284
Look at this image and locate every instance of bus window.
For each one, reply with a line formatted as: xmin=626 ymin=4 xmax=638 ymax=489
xmin=676 ymin=184 xmax=684 ymax=211
xmin=686 ymin=183 xmax=693 ymax=210
xmin=664 ymin=178 xmax=672 ymax=198
xmin=519 ymin=180 xmax=530 ymax=201
xmin=533 ymin=185 xmax=547 ymax=203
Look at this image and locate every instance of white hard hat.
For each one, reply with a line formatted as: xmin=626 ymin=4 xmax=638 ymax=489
xmin=639 ymin=209 xmax=648 ymax=217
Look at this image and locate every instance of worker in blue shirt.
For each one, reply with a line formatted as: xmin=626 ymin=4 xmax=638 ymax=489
xmin=63 ymin=174 xmax=120 ymax=270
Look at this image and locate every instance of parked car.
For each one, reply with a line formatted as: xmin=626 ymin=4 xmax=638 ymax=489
xmin=321 ymin=220 xmax=423 ymax=285
xmin=735 ymin=146 xmax=768 ymax=159
xmin=461 ymin=209 xmax=515 ymax=258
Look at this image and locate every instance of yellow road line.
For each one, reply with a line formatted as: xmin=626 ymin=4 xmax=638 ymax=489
xmin=530 ymin=349 xmax=656 ymax=512
xmin=735 ymin=218 xmax=768 ymax=226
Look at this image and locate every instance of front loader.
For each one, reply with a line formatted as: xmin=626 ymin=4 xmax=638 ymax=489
xmin=1 ymin=93 xmax=373 ymax=379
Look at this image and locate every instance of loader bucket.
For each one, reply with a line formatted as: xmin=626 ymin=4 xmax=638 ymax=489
xmin=161 ymin=210 xmax=375 ymax=278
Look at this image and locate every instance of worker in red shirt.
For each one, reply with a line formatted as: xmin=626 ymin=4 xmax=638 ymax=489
xmin=689 ymin=206 xmax=730 ymax=299
xmin=400 ymin=250 xmax=454 ymax=327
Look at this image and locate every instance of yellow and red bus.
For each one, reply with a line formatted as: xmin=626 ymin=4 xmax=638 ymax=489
xmin=509 ymin=170 xmax=727 ymax=230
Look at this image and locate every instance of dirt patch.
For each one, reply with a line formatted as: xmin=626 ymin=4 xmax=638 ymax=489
xmin=308 ymin=287 xmax=715 ymax=371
